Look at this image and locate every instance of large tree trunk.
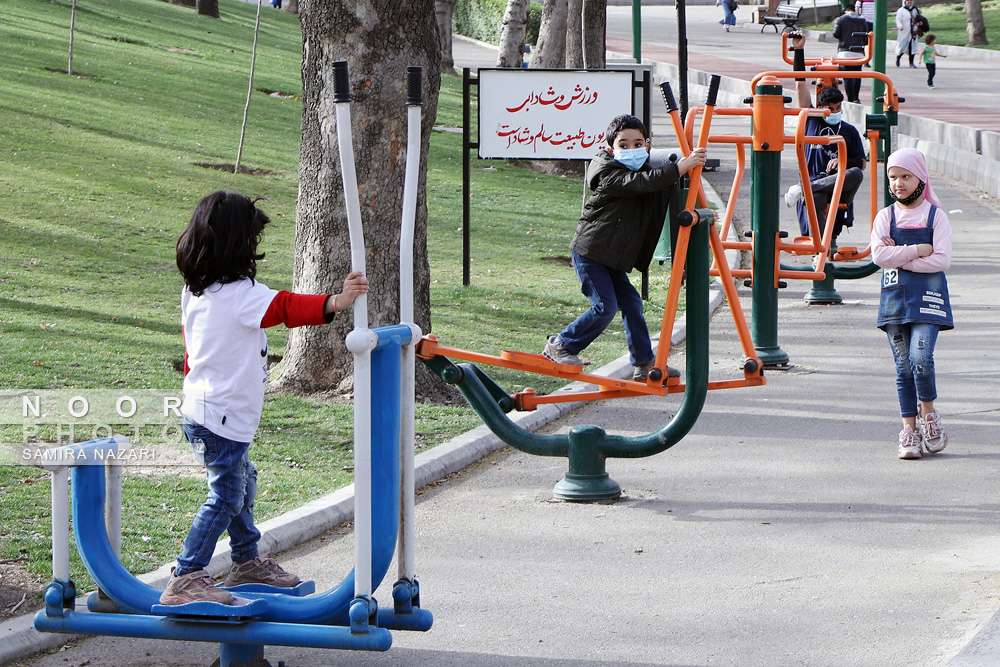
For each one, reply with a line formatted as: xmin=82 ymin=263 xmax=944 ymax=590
xmin=965 ymin=0 xmax=989 ymax=46
xmin=196 ymin=0 xmax=219 ymax=18
xmin=581 ymin=0 xmax=606 ymax=69
xmin=530 ymin=0 xmax=567 ymax=69
xmin=284 ymin=0 xmax=299 ymax=14
xmin=435 ymin=0 xmax=458 ymax=73
xmin=272 ymin=1 xmax=441 ymax=394
xmin=496 ymin=0 xmax=530 ymax=68
xmin=565 ymin=0 xmax=583 ymax=68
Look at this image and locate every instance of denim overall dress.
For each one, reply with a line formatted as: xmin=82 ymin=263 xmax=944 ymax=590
xmin=877 ymin=204 xmax=954 ymax=331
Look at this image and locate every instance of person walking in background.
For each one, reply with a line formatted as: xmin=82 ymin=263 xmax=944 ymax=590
xmin=833 ymin=5 xmax=871 ymax=103
xmin=543 ymin=114 xmax=707 ymax=382
xmin=161 ymin=191 xmax=369 ymax=605
xmin=855 ymin=0 xmax=876 ymax=28
xmin=871 ymin=149 xmax=952 ymax=460
xmin=922 ymin=33 xmax=946 ymax=88
xmin=716 ymin=0 xmax=737 ymax=32
xmin=895 ymin=0 xmax=921 ymax=67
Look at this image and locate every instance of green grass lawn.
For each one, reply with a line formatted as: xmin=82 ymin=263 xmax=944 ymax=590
xmin=0 ymin=0 xmax=682 ymax=595
xmin=808 ymin=0 xmax=1000 ymax=49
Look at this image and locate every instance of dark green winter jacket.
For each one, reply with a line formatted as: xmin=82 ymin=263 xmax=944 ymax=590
xmin=570 ymin=150 xmax=681 ymax=273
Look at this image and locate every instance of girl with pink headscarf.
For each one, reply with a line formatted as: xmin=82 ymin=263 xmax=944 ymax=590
xmin=871 ymin=147 xmax=952 ymax=460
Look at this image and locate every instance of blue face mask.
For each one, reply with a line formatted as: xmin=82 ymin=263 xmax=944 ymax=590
xmin=824 ymin=111 xmax=843 ymax=125
xmin=613 ymin=147 xmax=648 ymax=171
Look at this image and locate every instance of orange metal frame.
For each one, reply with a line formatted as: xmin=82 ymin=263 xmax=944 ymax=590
xmin=416 ymin=97 xmax=767 ymax=412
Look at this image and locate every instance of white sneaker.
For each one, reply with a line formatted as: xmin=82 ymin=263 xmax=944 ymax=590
xmin=784 ymin=183 xmax=803 ymax=208
xmin=897 ymin=425 xmax=922 ymax=460
xmin=919 ymin=411 xmax=948 ymax=454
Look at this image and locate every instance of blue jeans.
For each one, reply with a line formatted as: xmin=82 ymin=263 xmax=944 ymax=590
xmin=558 ymin=251 xmax=653 ymax=366
xmin=175 ymin=420 xmax=260 ymax=575
xmin=884 ymin=323 xmax=938 ymax=419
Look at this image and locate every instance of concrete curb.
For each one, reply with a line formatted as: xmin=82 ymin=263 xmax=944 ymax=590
xmin=0 ymin=181 xmax=735 ymax=667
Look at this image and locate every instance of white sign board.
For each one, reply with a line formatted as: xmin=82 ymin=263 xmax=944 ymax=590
xmin=478 ymin=69 xmax=634 ymax=160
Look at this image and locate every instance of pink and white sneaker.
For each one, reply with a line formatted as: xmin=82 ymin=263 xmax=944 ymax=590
xmin=898 ymin=425 xmax=922 ymax=460
xmin=919 ymin=411 xmax=948 ymax=454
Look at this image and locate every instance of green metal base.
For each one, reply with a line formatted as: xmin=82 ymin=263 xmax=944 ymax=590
xmin=553 ymin=472 xmax=622 ymax=502
xmin=754 ymin=345 xmax=790 ymax=368
xmin=803 ymin=280 xmax=843 ymax=304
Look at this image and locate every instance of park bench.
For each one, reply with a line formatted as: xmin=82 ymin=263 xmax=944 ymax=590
xmin=761 ymin=4 xmax=802 ymax=33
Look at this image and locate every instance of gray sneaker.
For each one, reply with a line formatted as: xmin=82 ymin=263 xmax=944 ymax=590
xmin=543 ymin=336 xmax=584 ymax=366
xmin=633 ymin=361 xmax=682 ymax=381
xmin=224 ymin=556 xmax=301 ymax=588
xmin=159 ymin=567 xmax=234 ymax=605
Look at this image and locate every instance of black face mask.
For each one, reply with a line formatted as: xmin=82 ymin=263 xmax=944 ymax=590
xmin=892 ymin=179 xmax=925 ymax=205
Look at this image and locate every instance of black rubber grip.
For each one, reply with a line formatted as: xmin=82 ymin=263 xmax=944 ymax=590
xmin=406 ymin=66 xmax=423 ymax=106
xmin=707 ymin=75 xmax=721 ymax=106
xmin=333 ymin=61 xmax=351 ymax=103
xmin=659 ymin=81 xmax=678 ymax=112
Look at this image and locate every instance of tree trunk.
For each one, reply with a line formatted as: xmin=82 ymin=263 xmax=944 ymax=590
xmin=496 ymin=0 xmax=530 ymax=68
xmin=565 ymin=0 xmax=583 ymax=68
xmin=581 ymin=0 xmax=606 ymax=69
xmin=530 ymin=0 xmax=567 ymax=69
xmin=196 ymin=0 xmax=219 ymax=18
xmin=272 ymin=0 xmax=442 ymax=395
xmin=965 ymin=0 xmax=989 ymax=46
xmin=284 ymin=0 xmax=299 ymax=14
xmin=435 ymin=0 xmax=458 ymax=74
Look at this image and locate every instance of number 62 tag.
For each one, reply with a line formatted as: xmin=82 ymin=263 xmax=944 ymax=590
xmin=882 ymin=268 xmax=899 ymax=288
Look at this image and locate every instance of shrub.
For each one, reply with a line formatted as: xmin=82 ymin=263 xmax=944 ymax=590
xmin=454 ymin=0 xmax=543 ymax=47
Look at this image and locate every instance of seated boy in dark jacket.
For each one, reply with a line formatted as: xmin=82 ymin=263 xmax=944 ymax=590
xmin=543 ymin=114 xmax=707 ymax=381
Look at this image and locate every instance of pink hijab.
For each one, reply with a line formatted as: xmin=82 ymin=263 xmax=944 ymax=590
xmin=886 ymin=147 xmax=942 ymax=207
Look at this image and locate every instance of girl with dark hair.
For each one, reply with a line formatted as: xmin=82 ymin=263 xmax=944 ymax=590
xmin=871 ymin=149 xmax=952 ymax=460
xmin=162 ymin=191 xmax=368 ymax=605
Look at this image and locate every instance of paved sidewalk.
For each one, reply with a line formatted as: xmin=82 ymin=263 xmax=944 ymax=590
xmin=5 ymin=13 xmax=1000 ymax=667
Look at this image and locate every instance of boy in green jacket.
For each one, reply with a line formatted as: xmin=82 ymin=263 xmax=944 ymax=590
xmin=543 ymin=114 xmax=707 ymax=380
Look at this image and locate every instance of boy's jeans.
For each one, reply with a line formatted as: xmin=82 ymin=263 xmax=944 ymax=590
xmin=175 ymin=419 xmax=260 ymax=575
xmin=884 ymin=322 xmax=938 ymax=419
xmin=558 ymin=251 xmax=653 ymax=366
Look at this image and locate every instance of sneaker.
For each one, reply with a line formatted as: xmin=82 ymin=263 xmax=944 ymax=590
xmin=632 ymin=361 xmax=682 ymax=381
xmin=897 ymin=425 xmax=922 ymax=460
xmin=159 ymin=567 xmax=234 ymax=605
xmin=784 ymin=183 xmax=802 ymax=208
xmin=919 ymin=411 xmax=948 ymax=454
xmin=224 ymin=556 xmax=301 ymax=588
xmin=542 ymin=336 xmax=584 ymax=366
xmin=927 ymin=84 xmax=935 ymax=89
xmin=724 ymin=25 xmax=730 ymax=31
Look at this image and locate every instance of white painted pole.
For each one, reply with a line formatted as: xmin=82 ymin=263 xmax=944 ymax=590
xmin=50 ymin=466 xmax=70 ymax=583
xmin=397 ymin=67 xmax=422 ymax=582
xmin=333 ymin=61 xmax=374 ymax=600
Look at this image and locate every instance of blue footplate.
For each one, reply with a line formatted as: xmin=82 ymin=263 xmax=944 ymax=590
xmin=223 ymin=580 xmax=316 ymax=596
xmin=151 ymin=596 xmax=267 ymax=620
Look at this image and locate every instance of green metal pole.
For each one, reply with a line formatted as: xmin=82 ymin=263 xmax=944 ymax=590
xmin=632 ymin=0 xmax=642 ymax=63
xmin=749 ymin=83 xmax=789 ymax=367
xmin=871 ymin=0 xmax=887 ymax=117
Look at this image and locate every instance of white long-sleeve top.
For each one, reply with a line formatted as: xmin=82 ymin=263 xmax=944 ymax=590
xmin=870 ymin=200 xmax=952 ymax=273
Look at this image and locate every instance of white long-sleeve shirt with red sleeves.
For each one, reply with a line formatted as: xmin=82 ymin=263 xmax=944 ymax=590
xmin=180 ymin=280 xmax=332 ymax=442
xmin=870 ymin=200 xmax=952 ymax=273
